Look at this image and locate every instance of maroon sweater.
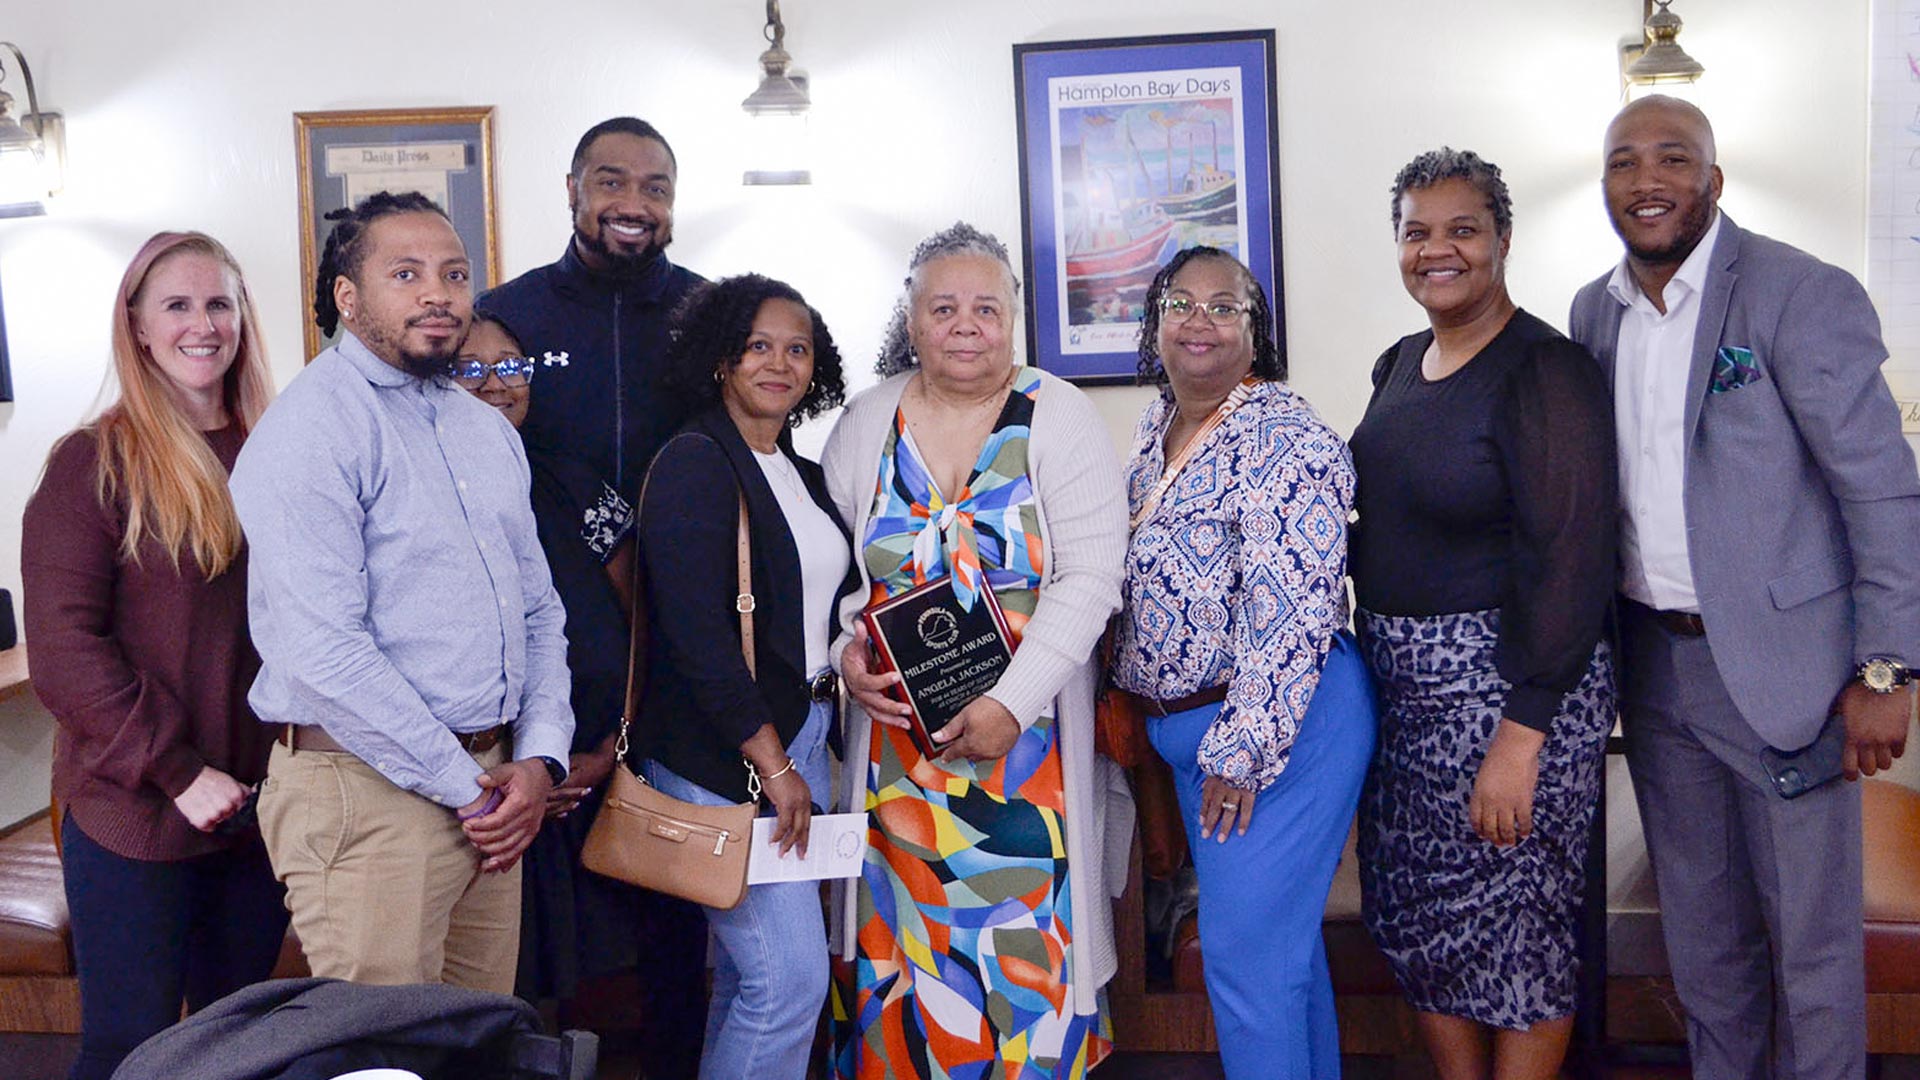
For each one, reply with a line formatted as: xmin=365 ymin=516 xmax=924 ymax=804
xmin=22 ymin=425 xmax=275 ymax=861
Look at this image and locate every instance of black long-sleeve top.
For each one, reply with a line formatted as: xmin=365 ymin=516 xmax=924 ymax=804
xmin=1348 ymin=309 xmax=1617 ymax=731
xmin=635 ymin=409 xmax=850 ymax=798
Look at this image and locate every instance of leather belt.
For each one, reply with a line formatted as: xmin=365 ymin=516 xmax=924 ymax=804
xmin=281 ymin=723 xmax=510 ymax=754
xmin=808 ymin=670 xmax=839 ymax=702
xmin=1624 ymin=597 xmax=1706 ymax=637
xmin=1126 ymin=683 xmax=1230 ymax=719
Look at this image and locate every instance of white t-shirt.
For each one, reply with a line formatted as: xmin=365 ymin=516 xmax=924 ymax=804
xmin=753 ymin=447 xmax=848 ymax=675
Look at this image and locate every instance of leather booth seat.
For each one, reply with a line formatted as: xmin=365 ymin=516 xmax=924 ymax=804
xmin=0 ymin=811 xmax=307 ymax=1034
xmin=0 ymin=815 xmax=67 ymax=978
xmin=1167 ymin=824 xmax=1399 ymax=996
xmin=1862 ymin=779 xmax=1920 ymax=995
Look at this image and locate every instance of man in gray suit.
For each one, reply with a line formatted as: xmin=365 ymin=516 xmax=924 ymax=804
xmin=1571 ymin=95 xmax=1920 ymax=1079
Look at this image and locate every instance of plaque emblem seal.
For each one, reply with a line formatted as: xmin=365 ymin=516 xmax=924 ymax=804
xmin=916 ymin=607 xmax=960 ymax=649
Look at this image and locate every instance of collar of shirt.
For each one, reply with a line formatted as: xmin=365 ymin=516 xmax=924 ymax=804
xmin=1604 ymin=210 xmax=1722 ymax=317
xmin=335 ymin=330 xmax=417 ymax=388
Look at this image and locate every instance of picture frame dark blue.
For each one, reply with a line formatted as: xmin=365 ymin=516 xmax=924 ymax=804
xmin=1013 ymin=30 xmax=1282 ymax=384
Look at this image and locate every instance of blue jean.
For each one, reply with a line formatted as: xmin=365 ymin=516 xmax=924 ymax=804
xmin=1146 ymin=632 xmax=1378 ymax=1080
xmin=61 ymin=813 xmax=289 ymax=1080
xmin=647 ymin=700 xmax=832 ymax=1080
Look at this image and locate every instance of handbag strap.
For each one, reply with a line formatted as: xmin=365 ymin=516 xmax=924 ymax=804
xmin=1129 ymin=377 xmax=1257 ymax=532
xmin=614 ymin=436 xmax=758 ymax=773
xmin=735 ymin=488 xmax=756 ymax=679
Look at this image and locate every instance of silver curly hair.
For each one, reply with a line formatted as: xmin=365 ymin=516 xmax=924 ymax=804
xmin=874 ymin=222 xmax=1022 ymax=376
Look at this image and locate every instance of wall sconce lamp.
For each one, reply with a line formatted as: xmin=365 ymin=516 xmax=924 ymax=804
xmin=1622 ymin=0 xmax=1705 ymax=93
xmin=740 ymin=1 xmax=811 ymax=186
xmin=0 ymin=42 xmax=64 ymax=219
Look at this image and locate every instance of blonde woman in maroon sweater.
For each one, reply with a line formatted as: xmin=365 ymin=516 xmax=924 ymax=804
xmin=22 ymin=231 xmax=278 ymax=1080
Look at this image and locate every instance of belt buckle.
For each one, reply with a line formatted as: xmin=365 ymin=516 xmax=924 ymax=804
xmin=809 ymin=671 xmax=838 ymax=701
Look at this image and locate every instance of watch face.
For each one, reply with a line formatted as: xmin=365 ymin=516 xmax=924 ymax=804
xmin=1862 ymin=658 xmax=1908 ymax=693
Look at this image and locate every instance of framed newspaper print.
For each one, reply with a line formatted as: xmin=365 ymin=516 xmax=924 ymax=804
xmin=294 ymin=106 xmax=500 ymax=360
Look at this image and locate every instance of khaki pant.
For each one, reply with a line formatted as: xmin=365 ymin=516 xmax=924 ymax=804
xmin=258 ymin=740 xmax=520 ymax=993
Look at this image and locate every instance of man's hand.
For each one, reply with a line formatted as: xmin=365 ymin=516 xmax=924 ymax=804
xmin=172 ymin=766 xmax=250 ymax=832
xmin=461 ymin=759 xmax=553 ymax=872
xmin=1836 ymin=681 xmax=1913 ymax=780
xmin=933 ymin=697 xmax=1021 ymax=764
xmin=546 ymin=735 xmax=620 ymax=820
xmin=843 ymin=622 xmax=914 ymax=730
xmin=1470 ymin=719 xmax=1545 ymax=848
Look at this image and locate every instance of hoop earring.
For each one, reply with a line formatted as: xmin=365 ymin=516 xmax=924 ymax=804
xmin=713 ymin=368 xmax=726 ymax=385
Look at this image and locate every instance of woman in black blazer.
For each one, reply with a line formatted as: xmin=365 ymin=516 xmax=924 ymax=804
xmin=636 ymin=274 xmax=849 ymax=1080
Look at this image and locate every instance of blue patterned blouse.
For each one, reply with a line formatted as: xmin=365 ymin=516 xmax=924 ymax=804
xmin=1112 ymin=380 xmax=1355 ymax=791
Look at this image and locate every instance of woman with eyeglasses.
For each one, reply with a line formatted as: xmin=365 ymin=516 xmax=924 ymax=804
xmin=1108 ymin=246 xmax=1378 ymax=1079
xmin=448 ymin=314 xmax=652 ymax=1022
xmin=1348 ymin=149 xmax=1614 ymax=1080
xmin=450 ymin=316 xmax=536 ymax=429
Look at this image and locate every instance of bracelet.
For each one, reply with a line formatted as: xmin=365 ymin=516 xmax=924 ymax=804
xmin=762 ymin=758 xmax=797 ymax=783
xmin=457 ymin=788 xmax=503 ymax=821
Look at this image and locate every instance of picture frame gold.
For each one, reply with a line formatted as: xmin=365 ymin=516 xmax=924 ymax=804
xmin=294 ymin=106 xmax=500 ymax=361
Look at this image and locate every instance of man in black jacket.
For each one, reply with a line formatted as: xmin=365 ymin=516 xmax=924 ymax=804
xmin=476 ymin=116 xmax=705 ymax=1079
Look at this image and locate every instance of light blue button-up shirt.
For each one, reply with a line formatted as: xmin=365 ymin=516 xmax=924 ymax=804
xmin=232 ymin=332 xmax=573 ymax=808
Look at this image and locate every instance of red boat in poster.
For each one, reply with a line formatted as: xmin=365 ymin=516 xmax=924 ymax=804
xmin=1065 ymin=209 xmax=1175 ymax=279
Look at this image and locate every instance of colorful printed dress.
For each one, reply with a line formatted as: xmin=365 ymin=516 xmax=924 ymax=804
xmin=834 ymin=366 xmax=1112 ymax=1080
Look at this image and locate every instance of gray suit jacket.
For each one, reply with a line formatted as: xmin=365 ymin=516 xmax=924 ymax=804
xmin=1570 ymin=213 xmax=1920 ymax=748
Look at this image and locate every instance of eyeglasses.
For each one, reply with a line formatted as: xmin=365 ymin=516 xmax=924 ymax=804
xmin=1158 ymin=295 xmax=1250 ymax=326
xmin=449 ymin=356 xmax=537 ymax=389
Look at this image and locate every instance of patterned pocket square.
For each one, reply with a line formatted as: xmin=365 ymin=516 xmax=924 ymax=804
xmin=1710 ymin=346 xmax=1762 ymax=394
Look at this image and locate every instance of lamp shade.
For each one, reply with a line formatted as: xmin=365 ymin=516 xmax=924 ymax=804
xmin=1625 ymin=0 xmax=1705 ymax=84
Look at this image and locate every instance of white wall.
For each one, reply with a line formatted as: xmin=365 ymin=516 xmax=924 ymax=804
xmin=0 ymin=1 xmax=1896 ymax=832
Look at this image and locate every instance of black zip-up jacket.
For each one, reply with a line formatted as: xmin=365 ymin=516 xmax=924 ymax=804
xmin=477 ymin=243 xmax=702 ymax=750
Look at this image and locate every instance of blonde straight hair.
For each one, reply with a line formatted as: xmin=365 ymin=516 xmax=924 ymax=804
xmin=91 ymin=231 xmax=273 ymax=578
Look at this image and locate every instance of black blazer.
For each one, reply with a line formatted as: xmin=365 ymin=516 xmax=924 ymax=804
xmin=634 ymin=408 xmax=851 ymax=799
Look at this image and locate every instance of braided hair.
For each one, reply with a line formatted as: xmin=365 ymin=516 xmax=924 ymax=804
xmin=311 ymin=190 xmax=447 ymax=337
xmin=1135 ymin=246 xmax=1286 ymax=390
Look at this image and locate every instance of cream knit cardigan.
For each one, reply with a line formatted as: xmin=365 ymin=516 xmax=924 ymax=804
xmin=822 ymin=367 xmax=1136 ymax=1015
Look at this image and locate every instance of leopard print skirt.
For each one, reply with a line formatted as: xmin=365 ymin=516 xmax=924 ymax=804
xmin=1355 ymin=607 xmax=1613 ymax=1030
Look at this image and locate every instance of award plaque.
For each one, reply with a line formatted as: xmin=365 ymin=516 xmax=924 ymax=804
xmin=861 ymin=576 xmax=1017 ymax=757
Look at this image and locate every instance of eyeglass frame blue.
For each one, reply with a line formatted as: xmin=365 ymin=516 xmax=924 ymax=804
xmin=447 ymin=356 xmax=538 ymax=388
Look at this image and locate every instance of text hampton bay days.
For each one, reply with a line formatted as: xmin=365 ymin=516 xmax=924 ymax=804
xmin=1054 ymin=73 xmax=1237 ymax=106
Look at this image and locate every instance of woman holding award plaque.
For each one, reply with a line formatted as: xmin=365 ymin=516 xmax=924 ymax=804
xmin=1110 ymin=246 xmax=1378 ymax=1079
xmin=823 ymin=223 xmax=1129 ymax=1078
xmin=633 ymin=273 xmax=849 ymax=1080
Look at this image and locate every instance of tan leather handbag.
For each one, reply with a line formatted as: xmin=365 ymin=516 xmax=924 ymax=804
xmin=581 ymin=441 xmax=762 ymax=910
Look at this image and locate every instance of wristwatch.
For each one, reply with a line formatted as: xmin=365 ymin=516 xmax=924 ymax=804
xmin=537 ymin=756 xmax=568 ymax=786
xmin=1855 ymin=656 xmax=1914 ymax=694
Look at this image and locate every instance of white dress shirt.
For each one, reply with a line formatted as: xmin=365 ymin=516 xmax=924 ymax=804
xmin=1610 ymin=211 xmax=1723 ymax=612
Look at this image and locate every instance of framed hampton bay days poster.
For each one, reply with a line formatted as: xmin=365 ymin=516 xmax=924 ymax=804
xmin=1013 ymin=30 xmax=1282 ymax=384
xmin=294 ymin=106 xmax=500 ymax=361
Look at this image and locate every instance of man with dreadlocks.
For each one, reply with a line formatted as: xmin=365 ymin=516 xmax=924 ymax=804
xmin=231 ymin=191 xmax=574 ymax=993
xmin=475 ymin=116 xmax=706 ymax=1077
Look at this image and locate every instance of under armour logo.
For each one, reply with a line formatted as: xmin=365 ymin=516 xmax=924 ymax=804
xmin=541 ymin=351 xmax=571 ymax=367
